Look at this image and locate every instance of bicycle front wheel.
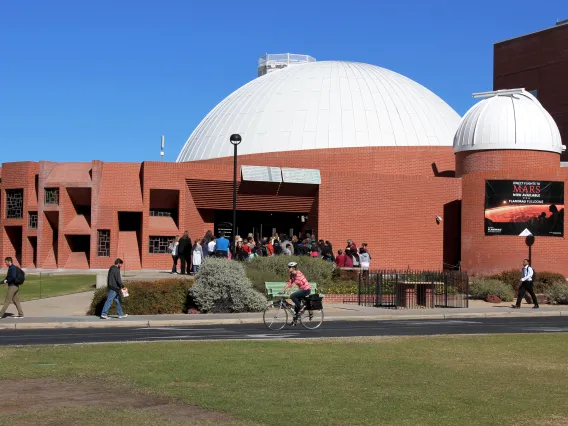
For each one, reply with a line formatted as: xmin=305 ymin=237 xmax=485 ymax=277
xmin=263 ymin=303 xmax=288 ymax=331
xmin=300 ymin=309 xmax=324 ymax=330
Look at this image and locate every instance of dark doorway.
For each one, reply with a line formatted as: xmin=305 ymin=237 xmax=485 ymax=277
xmin=5 ymin=226 xmax=23 ymax=265
xmin=214 ymin=210 xmax=308 ymax=241
xmin=28 ymin=236 xmax=37 ymax=267
xmin=66 ymin=235 xmax=91 ymax=257
xmin=443 ymin=200 xmax=462 ymax=270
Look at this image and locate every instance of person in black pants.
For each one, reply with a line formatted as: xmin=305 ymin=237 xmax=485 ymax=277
xmin=178 ymin=231 xmax=191 ymax=275
xmin=511 ymin=258 xmax=539 ymax=309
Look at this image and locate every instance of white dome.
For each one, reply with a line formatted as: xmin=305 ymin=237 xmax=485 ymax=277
xmin=177 ymin=61 xmax=461 ymax=162
xmin=454 ymin=89 xmax=563 ymax=154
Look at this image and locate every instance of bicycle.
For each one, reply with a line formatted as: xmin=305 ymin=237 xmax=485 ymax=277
xmin=263 ymin=294 xmax=324 ymax=330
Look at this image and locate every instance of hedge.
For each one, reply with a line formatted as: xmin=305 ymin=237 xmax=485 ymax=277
xmin=489 ymin=269 xmax=565 ymax=293
xmin=88 ymin=279 xmax=193 ymax=316
xmin=469 ymin=278 xmax=515 ymax=302
xmin=545 ymin=282 xmax=568 ymax=305
xmin=245 ymin=256 xmax=334 ymax=293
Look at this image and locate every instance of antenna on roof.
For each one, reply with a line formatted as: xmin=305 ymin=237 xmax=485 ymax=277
xmin=160 ymin=136 xmax=165 ymax=161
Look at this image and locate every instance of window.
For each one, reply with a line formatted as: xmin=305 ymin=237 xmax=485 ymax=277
xmin=29 ymin=212 xmax=38 ymax=229
xmin=6 ymin=189 xmax=23 ymax=219
xmin=529 ymin=89 xmax=538 ymax=98
xmin=149 ymin=236 xmax=175 ymax=254
xmin=150 ymin=209 xmax=173 ymax=217
xmin=45 ymin=188 xmax=59 ymax=205
xmin=97 ymin=230 xmax=111 ymax=257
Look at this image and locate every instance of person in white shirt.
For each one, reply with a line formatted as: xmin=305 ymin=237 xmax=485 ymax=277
xmin=192 ymin=238 xmax=203 ymax=274
xmin=168 ymin=236 xmax=179 ymax=274
xmin=511 ymin=258 xmax=539 ymax=309
xmin=207 ymin=237 xmax=216 ymax=256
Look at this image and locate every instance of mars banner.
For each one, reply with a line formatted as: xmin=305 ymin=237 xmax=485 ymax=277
xmin=484 ymin=180 xmax=564 ymax=237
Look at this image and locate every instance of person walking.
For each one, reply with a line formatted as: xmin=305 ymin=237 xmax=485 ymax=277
xmin=0 ymin=257 xmax=24 ymax=318
xmin=178 ymin=231 xmax=191 ymax=275
xmin=511 ymin=258 xmax=539 ymax=309
xmin=100 ymin=259 xmax=128 ymax=319
xmin=168 ymin=236 xmax=180 ymax=274
xmin=192 ymin=238 xmax=203 ymax=273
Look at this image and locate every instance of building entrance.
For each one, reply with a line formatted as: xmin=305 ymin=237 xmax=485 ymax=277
xmin=214 ymin=210 xmax=311 ymax=241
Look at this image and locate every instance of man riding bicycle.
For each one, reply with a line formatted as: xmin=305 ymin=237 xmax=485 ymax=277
xmin=279 ymin=262 xmax=312 ymax=320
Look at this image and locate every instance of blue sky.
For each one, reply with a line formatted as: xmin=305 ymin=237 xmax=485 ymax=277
xmin=1 ymin=0 xmax=566 ymax=163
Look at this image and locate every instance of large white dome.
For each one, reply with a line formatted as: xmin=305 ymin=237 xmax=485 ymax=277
xmin=177 ymin=61 xmax=461 ymax=162
xmin=454 ymin=89 xmax=563 ymax=154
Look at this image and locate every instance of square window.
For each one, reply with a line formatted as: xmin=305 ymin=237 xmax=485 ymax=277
xmin=45 ymin=188 xmax=59 ymax=205
xmin=149 ymin=236 xmax=175 ymax=254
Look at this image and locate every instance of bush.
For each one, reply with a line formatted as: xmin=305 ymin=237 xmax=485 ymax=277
xmin=319 ymin=280 xmax=359 ymax=295
xmin=490 ymin=269 xmax=565 ymax=293
xmin=88 ymin=279 xmax=194 ymax=316
xmin=469 ymin=278 xmax=515 ymax=302
xmin=545 ymin=282 xmax=568 ymax=305
xmin=245 ymin=256 xmax=334 ymax=293
xmin=190 ymin=258 xmax=267 ymax=313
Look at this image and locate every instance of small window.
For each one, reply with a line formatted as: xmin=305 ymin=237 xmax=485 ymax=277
xmin=150 ymin=209 xmax=173 ymax=217
xmin=44 ymin=188 xmax=59 ymax=205
xmin=149 ymin=236 xmax=175 ymax=254
xmin=528 ymin=89 xmax=538 ymax=98
xmin=97 ymin=230 xmax=111 ymax=257
xmin=6 ymin=189 xmax=23 ymax=219
xmin=29 ymin=212 xmax=38 ymax=229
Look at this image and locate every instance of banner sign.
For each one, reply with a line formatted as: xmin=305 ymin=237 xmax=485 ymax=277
xmin=484 ymin=180 xmax=564 ymax=237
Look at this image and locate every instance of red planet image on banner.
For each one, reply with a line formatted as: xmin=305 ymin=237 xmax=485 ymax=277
xmin=484 ymin=180 xmax=564 ymax=237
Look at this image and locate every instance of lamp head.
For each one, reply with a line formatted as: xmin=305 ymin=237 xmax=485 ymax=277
xmin=230 ymin=134 xmax=242 ymax=145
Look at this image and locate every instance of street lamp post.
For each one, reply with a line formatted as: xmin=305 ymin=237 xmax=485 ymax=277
xmin=230 ymin=134 xmax=242 ymax=256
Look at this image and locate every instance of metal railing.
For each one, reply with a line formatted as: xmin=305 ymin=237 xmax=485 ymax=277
xmin=357 ymin=270 xmax=469 ymax=309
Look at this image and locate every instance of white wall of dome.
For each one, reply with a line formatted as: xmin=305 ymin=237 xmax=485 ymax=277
xmin=177 ymin=61 xmax=461 ymax=162
xmin=453 ymin=89 xmax=564 ymax=154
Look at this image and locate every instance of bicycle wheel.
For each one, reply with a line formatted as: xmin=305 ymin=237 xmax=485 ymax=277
xmin=263 ymin=303 xmax=288 ymax=331
xmin=300 ymin=309 xmax=324 ymax=330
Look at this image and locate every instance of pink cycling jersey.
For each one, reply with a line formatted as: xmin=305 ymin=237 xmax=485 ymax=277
xmin=285 ymin=271 xmax=312 ymax=291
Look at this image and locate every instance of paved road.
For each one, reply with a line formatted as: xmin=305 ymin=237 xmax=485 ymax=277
xmin=1 ymin=317 xmax=568 ymax=346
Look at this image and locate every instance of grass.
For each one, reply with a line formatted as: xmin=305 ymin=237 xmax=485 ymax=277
xmin=0 ymin=274 xmax=95 ymax=301
xmin=1 ymin=334 xmax=568 ymax=425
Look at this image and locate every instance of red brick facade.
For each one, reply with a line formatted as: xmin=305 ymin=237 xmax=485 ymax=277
xmin=2 ymin=145 xmax=567 ymax=277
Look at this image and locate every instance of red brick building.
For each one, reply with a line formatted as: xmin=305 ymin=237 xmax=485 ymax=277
xmin=494 ymin=20 xmax=568 ymax=160
xmin=1 ymin=60 xmax=567 ymax=277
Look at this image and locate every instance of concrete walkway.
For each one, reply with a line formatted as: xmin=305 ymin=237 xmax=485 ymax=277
xmin=1 ymin=298 xmax=567 ymax=329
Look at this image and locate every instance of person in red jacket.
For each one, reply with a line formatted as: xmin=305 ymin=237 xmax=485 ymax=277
xmin=335 ymin=250 xmax=347 ymax=267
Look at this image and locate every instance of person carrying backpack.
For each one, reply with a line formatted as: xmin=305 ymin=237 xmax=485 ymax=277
xmin=0 ymin=257 xmax=24 ymax=318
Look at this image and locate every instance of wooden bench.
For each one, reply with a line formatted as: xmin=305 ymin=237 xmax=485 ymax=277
xmin=265 ymin=282 xmax=319 ymax=299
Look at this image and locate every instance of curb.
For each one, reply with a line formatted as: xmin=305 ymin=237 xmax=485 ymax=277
xmin=0 ymin=310 xmax=566 ymax=330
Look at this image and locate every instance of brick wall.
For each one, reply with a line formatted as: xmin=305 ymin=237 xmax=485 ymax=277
xmin=456 ymin=150 xmax=560 ymax=177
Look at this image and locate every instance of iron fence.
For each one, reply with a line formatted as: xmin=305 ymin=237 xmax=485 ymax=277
xmin=357 ymin=270 xmax=469 ymax=309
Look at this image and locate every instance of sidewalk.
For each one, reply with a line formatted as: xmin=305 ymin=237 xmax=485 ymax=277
xmin=1 ymin=300 xmax=568 ymax=330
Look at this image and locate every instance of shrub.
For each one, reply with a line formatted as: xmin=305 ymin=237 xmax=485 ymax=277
xmin=490 ymin=269 xmax=565 ymax=293
xmin=88 ymin=279 xmax=194 ymax=316
xmin=190 ymin=258 xmax=266 ymax=313
xmin=319 ymin=280 xmax=359 ymax=295
xmin=545 ymin=282 xmax=568 ymax=305
xmin=245 ymin=256 xmax=334 ymax=292
xmin=469 ymin=278 xmax=515 ymax=302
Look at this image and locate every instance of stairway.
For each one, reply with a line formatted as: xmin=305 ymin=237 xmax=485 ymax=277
xmin=117 ymin=231 xmax=142 ymax=270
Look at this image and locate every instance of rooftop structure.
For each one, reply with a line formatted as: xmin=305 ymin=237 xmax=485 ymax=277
xmin=257 ymin=53 xmax=316 ymax=77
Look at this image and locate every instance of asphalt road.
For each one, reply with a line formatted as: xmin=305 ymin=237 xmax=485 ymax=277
xmin=1 ymin=317 xmax=568 ymax=346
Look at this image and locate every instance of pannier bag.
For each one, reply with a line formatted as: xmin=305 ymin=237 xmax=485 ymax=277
xmin=307 ymin=294 xmax=324 ymax=310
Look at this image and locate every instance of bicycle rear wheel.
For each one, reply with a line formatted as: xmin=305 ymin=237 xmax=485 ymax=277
xmin=263 ymin=303 xmax=288 ymax=330
xmin=300 ymin=309 xmax=324 ymax=329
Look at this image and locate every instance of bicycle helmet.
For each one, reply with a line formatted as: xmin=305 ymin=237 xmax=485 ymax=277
xmin=287 ymin=262 xmax=298 ymax=268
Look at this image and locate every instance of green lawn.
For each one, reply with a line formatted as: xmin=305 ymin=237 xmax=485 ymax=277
xmin=0 ymin=274 xmax=95 ymax=301
xmin=1 ymin=334 xmax=568 ymax=425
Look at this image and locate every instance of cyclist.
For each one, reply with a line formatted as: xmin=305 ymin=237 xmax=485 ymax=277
xmin=280 ymin=262 xmax=312 ymax=320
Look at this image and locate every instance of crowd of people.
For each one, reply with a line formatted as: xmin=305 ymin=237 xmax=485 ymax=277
xmin=167 ymin=231 xmax=372 ymax=275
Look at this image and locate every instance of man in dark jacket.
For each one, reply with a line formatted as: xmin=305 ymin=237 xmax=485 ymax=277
xmin=178 ymin=231 xmax=191 ymax=274
xmin=0 ymin=257 xmax=24 ymax=318
xmin=101 ymin=259 xmax=127 ymax=319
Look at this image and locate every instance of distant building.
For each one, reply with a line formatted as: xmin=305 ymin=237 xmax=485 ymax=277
xmin=494 ymin=20 xmax=568 ymax=160
xmin=257 ymin=53 xmax=316 ymax=77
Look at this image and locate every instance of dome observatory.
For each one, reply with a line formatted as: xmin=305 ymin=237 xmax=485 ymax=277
xmin=177 ymin=60 xmax=461 ymax=162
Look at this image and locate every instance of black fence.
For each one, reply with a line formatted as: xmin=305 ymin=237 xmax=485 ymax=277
xmin=357 ymin=270 xmax=469 ymax=309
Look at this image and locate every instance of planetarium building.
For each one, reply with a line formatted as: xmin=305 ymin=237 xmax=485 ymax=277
xmin=1 ymin=57 xmax=566 ymax=275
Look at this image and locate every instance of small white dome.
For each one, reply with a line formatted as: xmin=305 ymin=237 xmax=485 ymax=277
xmin=454 ymin=89 xmax=563 ymax=154
xmin=177 ymin=61 xmax=461 ymax=162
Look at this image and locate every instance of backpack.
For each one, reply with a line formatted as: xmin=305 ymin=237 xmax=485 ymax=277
xmin=14 ymin=267 xmax=25 ymax=285
xmin=530 ymin=267 xmax=535 ymax=283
